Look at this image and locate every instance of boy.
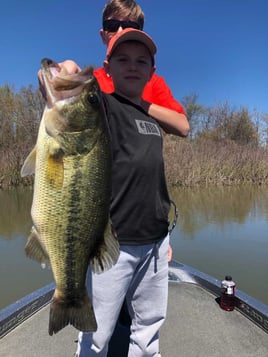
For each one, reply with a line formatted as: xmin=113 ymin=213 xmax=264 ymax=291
xmin=39 ymin=0 xmax=189 ymax=139
xmin=76 ymin=28 xmax=184 ymax=357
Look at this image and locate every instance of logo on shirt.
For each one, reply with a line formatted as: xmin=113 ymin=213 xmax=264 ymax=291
xmin=135 ymin=120 xmax=161 ymax=136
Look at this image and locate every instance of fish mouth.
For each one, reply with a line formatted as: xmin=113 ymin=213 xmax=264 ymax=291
xmin=41 ymin=58 xmax=62 ymax=80
xmin=40 ymin=58 xmax=95 ymax=106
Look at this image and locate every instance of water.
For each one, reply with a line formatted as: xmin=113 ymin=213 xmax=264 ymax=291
xmin=0 ymin=185 xmax=268 ymax=310
xmin=169 ymin=184 xmax=268 ymax=305
xmin=0 ymin=188 xmax=53 ymax=309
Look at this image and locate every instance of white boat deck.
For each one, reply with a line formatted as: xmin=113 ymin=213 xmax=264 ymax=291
xmin=1 ymin=281 xmax=268 ymax=357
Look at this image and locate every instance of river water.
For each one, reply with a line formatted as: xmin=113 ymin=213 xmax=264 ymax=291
xmin=0 ymin=185 xmax=268 ymax=310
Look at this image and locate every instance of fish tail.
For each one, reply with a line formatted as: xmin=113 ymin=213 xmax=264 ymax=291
xmin=48 ymin=289 xmax=97 ymax=336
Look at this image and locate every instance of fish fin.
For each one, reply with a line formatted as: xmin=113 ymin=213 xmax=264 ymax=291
xmin=45 ymin=153 xmax=64 ymax=189
xmin=48 ymin=288 xmax=97 ymax=336
xmin=21 ymin=146 xmax=37 ymax=177
xmin=90 ymin=228 xmax=120 ymax=274
xmin=25 ymin=227 xmax=50 ymax=263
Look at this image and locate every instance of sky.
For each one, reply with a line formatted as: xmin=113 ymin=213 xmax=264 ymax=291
xmin=1 ymin=0 xmax=268 ymax=114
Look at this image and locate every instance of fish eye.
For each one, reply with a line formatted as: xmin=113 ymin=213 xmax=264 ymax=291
xmin=87 ymin=94 xmax=100 ymax=108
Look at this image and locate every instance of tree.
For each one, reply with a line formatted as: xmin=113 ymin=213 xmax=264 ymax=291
xmin=227 ymin=109 xmax=258 ymax=146
xmin=181 ymin=93 xmax=206 ymax=139
xmin=196 ymin=103 xmax=259 ymax=146
xmin=0 ymin=85 xmax=16 ymax=148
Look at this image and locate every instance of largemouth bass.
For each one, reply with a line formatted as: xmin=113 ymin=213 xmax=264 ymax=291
xmin=21 ymin=58 xmax=119 ymax=336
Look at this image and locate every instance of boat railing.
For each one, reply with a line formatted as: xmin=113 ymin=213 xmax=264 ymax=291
xmin=0 ymin=282 xmax=55 ymax=338
xmin=1 ymin=260 xmax=267 ymax=338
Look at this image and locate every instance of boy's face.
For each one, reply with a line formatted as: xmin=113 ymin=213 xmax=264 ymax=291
xmin=104 ymin=41 xmax=155 ymax=101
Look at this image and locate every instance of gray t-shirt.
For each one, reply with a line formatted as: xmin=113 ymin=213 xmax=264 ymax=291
xmin=103 ymin=92 xmax=170 ymax=245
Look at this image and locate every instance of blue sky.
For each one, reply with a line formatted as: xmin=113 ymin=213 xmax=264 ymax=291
xmin=1 ymin=0 xmax=268 ymax=113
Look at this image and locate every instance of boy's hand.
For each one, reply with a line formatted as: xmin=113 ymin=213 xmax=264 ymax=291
xmin=168 ymin=245 xmax=172 ymax=262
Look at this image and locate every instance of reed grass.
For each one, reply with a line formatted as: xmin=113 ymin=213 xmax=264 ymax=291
xmin=1 ymin=135 xmax=268 ymax=189
xmin=0 ymin=146 xmax=33 ymax=189
xmin=163 ymin=136 xmax=268 ymax=187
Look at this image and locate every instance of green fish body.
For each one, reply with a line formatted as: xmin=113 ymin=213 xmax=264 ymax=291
xmin=21 ymin=59 xmax=119 ymax=336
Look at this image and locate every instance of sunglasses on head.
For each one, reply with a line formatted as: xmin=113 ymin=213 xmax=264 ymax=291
xmin=103 ymin=19 xmax=141 ymax=32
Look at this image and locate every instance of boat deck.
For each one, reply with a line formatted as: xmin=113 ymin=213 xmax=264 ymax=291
xmin=1 ymin=281 xmax=268 ymax=357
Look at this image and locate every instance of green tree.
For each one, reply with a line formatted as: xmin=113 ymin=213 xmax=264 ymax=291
xmin=181 ymin=93 xmax=206 ymax=138
xmin=227 ymin=109 xmax=258 ymax=146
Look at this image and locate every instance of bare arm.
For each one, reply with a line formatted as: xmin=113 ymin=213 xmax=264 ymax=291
xmin=141 ymin=100 xmax=190 ymax=137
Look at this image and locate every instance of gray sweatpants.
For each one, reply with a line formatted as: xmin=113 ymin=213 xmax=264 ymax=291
xmin=76 ymin=235 xmax=169 ymax=357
